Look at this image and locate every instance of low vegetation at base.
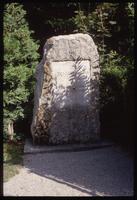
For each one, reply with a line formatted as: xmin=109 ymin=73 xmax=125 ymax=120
xmin=3 ymin=141 xmax=24 ymax=182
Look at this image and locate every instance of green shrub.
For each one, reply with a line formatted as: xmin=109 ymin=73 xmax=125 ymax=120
xmin=4 ymin=3 xmax=40 ymax=141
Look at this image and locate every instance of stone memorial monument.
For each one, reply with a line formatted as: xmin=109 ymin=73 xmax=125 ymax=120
xmin=31 ymin=33 xmax=100 ymax=144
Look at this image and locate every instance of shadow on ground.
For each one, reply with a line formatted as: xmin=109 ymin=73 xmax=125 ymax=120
xmin=23 ymin=146 xmax=133 ymax=196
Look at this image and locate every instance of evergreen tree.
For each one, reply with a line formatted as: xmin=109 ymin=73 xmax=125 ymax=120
xmin=4 ymin=3 xmax=40 ymax=140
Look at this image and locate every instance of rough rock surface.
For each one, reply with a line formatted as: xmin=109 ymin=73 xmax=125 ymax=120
xmin=31 ymin=33 xmax=100 ymax=144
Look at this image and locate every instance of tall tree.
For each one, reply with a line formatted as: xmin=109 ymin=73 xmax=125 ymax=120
xmin=3 ymin=3 xmax=40 ymax=140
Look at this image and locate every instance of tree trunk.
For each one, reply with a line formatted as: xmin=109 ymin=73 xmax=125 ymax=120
xmin=8 ymin=121 xmax=14 ymax=140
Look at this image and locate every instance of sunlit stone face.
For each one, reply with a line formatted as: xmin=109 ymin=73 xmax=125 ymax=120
xmin=31 ymin=33 xmax=100 ymax=144
xmin=51 ymin=60 xmax=91 ymax=108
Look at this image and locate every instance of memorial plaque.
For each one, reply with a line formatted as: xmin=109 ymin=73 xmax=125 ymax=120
xmin=51 ymin=60 xmax=91 ymax=108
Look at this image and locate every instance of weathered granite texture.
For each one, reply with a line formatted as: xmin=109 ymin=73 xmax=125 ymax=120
xmin=31 ymin=33 xmax=100 ymax=144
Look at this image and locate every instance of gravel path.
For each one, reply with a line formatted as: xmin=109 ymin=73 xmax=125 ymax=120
xmin=3 ymin=146 xmax=133 ymax=196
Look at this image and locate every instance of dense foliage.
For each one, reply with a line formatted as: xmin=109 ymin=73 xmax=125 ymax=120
xmin=4 ymin=3 xmax=40 ymax=141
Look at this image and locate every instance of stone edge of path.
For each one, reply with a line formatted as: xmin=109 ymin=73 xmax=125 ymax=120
xmin=24 ymin=139 xmax=114 ymax=154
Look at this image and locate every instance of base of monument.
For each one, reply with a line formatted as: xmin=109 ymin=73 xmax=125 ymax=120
xmin=32 ymin=135 xmax=100 ymax=146
xmin=24 ymin=138 xmax=114 ymax=154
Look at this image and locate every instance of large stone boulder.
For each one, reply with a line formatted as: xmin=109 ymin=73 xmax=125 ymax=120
xmin=31 ymin=33 xmax=100 ymax=144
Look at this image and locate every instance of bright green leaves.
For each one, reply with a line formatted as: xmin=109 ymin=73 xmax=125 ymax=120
xmin=4 ymin=3 xmax=40 ymax=137
xmin=4 ymin=3 xmax=27 ymax=34
xmin=126 ymin=3 xmax=134 ymax=17
xmin=102 ymin=51 xmax=127 ymax=87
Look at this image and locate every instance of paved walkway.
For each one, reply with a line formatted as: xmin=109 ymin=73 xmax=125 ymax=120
xmin=4 ymin=145 xmax=133 ymax=196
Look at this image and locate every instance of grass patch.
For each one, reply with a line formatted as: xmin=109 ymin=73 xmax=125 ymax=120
xmin=3 ymin=141 xmax=24 ymax=182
